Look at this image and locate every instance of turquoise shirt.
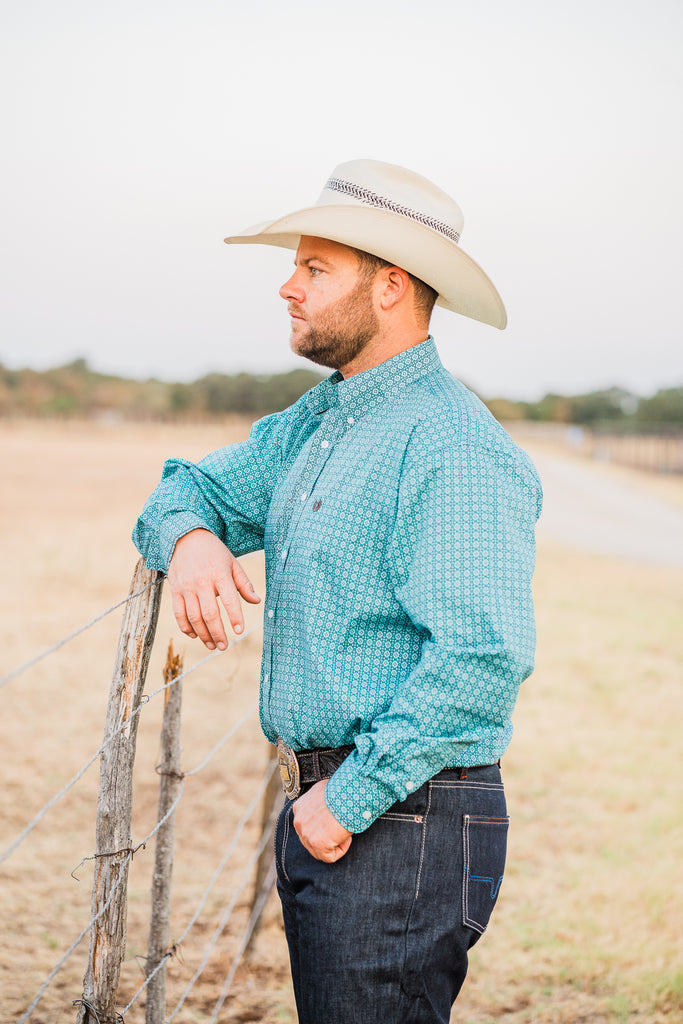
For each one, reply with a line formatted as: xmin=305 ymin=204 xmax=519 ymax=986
xmin=133 ymin=338 xmax=542 ymax=833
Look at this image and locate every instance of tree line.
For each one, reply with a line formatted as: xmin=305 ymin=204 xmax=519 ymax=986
xmin=1 ymin=358 xmax=681 ymax=427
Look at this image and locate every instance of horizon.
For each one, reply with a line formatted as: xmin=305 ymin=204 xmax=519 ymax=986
xmin=3 ymin=351 xmax=680 ymax=406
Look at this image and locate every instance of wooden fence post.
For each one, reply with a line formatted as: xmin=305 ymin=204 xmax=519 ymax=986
xmin=247 ymin=744 xmax=283 ymax=953
xmin=75 ymin=559 xmax=163 ymax=1024
xmin=145 ymin=641 xmax=183 ymax=1024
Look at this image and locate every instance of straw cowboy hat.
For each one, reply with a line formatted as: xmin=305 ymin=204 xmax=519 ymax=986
xmin=224 ymin=159 xmax=507 ymax=329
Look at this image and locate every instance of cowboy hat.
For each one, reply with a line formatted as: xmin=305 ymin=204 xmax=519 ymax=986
xmin=224 ymin=159 xmax=507 ymax=329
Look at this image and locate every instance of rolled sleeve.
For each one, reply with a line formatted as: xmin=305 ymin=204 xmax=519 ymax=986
xmin=132 ymin=406 xmax=313 ymax=572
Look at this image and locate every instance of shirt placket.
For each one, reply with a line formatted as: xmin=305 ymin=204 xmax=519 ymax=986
xmin=261 ymin=407 xmax=350 ymax=724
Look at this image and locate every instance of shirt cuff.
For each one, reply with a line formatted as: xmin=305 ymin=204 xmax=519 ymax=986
xmin=133 ymin=511 xmax=213 ymax=572
xmin=324 ymin=750 xmax=414 ymax=833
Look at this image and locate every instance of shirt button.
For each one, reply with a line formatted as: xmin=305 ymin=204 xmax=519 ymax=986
xmin=362 ymin=810 xmax=372 ymax=821
xmin=347 ymin=416 xmax=355 ymax=425
xmin=405 ymin=780 xmax=415 ymax=791
xmin=267 ymin=609 xmax=275 ymax=619
xmin=321 ymin=440 xmax=329 ymax=449
xmin=301 ymin=492 xmax=307 ymax=501
xmin=264 ymin=674 xmax=269 ymax=683
xmin=281 ymin=549 xmax=287 ymax=559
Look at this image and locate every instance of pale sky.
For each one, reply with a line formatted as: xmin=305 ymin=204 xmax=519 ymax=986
xmin=2 ymin=0 xmax=681 ymax=400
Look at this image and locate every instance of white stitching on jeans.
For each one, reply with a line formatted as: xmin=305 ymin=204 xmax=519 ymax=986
xmin=281 ymin=807 xmax=291 ymax=884
xmin=430 ymin=781 xmax=504 ymax=791
xmin=380 ymin=812 xmax=424 ymax=822
xmin=414 ymin=784 xmax=432 ymax=899
xmin=462 ymin=814 xmax=471 ymax=928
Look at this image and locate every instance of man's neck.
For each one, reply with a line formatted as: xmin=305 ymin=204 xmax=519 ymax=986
xmin=338 ymin=327 xmax=430 ymax=378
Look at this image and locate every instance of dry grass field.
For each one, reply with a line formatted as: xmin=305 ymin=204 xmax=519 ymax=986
xmin=1 ymin=419 xmax=681 ymax=1024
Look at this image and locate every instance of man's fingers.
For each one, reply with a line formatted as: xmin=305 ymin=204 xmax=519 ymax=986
xmin=217 ymin=578 xmax=246 ymax=636
xmin=311 ymin=835 xmax=353 ymax=863
xmin=196 ymin=591 xmax=229 ymax=650
xmin=177 ymin=588 xmax=228 ymax=651
xmin=231 ymin=559 xmax=261 ymax=605
xmin=170 ymin=591 xmax=197 ymax=640
xmin=167 ymin=531 xmax=258 ymax=647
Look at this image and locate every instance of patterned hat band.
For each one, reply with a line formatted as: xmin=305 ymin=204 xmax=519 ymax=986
xmin=324 ymin=177 xmax=461 ymax=245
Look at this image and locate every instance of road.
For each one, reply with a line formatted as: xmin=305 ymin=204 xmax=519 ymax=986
xmin=526 ymin=447 xmax=683 ymax=567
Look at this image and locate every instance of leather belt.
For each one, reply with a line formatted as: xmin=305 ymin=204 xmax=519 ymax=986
xmin=277 ymin=739 xmax=354 ymax=800
xmin=276 ymin=738 xmax=500 ymax=800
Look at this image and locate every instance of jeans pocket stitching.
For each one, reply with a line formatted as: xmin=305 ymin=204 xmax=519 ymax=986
xmin=462 ymin=813 xmax=509 ymax=934
xmin=379 ymin=812 xmax=424 ymax=822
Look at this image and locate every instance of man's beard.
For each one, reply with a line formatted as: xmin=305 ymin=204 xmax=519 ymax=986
xmin=289 ymin=277 xmax=379 ymax=371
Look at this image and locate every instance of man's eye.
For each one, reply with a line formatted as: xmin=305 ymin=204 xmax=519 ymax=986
xmin=309 ymin=266 xmax=321 ymax=276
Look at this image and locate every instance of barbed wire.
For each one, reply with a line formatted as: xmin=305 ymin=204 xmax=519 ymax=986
xmin=0 ymin=578 xmax=162 ymax=690
xmin=18 ymin=784 xmax=185 ymax=1023
xmin=0 ymin=646 xmax=216 ymax=866
xmin=18 ymin=697 xmax=262 ymax=1021
xmin=0 ymin=551 xmax=260 ymax=691
xmin=5 ymin=553 xmax=272 ymax=1022
xmin=0 ymin=622 xmax=262 ymax=867
xmin=207 ymin=861 xmax=276 ymax=1024
xmin=119 ymin=758 xmax=276 ymax=1020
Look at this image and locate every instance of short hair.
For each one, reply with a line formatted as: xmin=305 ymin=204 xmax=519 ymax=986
xmin=351 ymin=248 xmax=438 ymax=324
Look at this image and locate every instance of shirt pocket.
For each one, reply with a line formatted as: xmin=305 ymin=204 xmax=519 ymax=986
xmin=462 ymin=813 xmax=509 ymax=935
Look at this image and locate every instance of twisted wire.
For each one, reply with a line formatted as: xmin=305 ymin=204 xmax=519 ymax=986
xmin=17 ymin=694 xmax=261 ymax=1018
xmin=0 ymin=579 xmax=161 ymax=690
xmin=0 ymin=646 xmax=217 ymax=866
xmin=164 ymin=760 xmax=277 ymax=1022
xmin=0 ymin=622 xmax=260 ymax=865
xmin=118 ymin=755 xmax=273 ymax=1019
xmin=19 ymin=784 xmax=186 ymax=1022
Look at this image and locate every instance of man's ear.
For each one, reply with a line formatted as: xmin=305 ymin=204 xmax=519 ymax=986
xmin=377 ymin=266 xmax=411 ymax=311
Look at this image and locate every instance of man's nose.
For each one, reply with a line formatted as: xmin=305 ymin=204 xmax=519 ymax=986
xmin=279 ymin=271 xmax=304 ymax=303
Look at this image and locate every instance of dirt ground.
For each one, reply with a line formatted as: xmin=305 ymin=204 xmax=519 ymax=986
xmin=1 ymin=419 xmax=681 ymax=1024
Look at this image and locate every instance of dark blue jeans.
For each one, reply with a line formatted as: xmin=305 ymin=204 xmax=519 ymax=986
xmin=275 ymin=765 xmax=508 ymax=1024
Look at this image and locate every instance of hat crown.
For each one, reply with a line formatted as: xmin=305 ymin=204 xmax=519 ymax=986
xmin=317 ymin=159 xmax=464 ymax=245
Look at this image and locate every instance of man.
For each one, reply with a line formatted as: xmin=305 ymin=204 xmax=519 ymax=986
xmin=133 ymin=159 xmax=542 ymax=1023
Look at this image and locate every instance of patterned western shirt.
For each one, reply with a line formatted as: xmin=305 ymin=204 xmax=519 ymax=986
xmin=133 ymin=337 xmax=542 ymax=833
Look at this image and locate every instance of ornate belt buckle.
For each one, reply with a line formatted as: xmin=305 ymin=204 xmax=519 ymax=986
xmin=277 ymin=738 xmax=301 ymax=799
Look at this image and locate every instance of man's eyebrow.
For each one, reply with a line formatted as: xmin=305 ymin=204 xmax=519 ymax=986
xmin=296 ymin=255 xmax=334 ymax=267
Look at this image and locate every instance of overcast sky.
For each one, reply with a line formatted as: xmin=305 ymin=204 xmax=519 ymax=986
xmin=2 ymin=0 xmax=681 ymax=400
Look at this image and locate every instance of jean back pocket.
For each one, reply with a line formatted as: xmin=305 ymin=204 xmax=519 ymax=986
xmin=462 ymin=813 xmax=509 ymax=935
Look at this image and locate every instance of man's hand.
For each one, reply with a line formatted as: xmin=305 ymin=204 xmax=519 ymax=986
xmin=168 ymin=528 xmax=261 ymax=650
xmin=292 ymin=780 xmax=353 ymax=862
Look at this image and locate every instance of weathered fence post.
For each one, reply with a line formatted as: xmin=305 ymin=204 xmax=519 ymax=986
xmin=75 ymin=559 xmax=163 ymax=1024
xmin=247 ymin=744 xmax=283 ymax=953
xmin=145 ymin=641 xmax=183 ymax=1024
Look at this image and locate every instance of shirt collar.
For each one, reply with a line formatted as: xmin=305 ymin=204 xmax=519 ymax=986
xmin=305 ymin=336 xmax=442 ymax=416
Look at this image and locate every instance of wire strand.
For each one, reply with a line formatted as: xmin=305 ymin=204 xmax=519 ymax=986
xmin=17 ymin=785 xmax=187 ymax=1023
xmin=206 ymin=821 xmax=277 ymax=1023
xmin=0 ymin=623 xmax=260 ymax=866
xmin=0 ymin=646 xmax=215 ymax=866
xmin=118 ymin=758 xmax=275 ymax=1019
xmin=0 ymin=579 xmax=161 ymax=690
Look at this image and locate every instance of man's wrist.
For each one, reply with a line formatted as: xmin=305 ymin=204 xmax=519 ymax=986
xmin=324 ymin=757 xmax=399 ymax=833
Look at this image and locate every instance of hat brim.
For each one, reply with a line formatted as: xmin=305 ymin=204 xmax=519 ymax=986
xmin=224 ymin=204 xmax=507 ymax=329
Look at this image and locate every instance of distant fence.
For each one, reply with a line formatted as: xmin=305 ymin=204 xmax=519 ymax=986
xmin=0 ymin=559 xmax=280 ymax=1023
xmin=584 ymin=429 xmax=683 ymax=474
xmin=508 ymin=421 xmax=683 ymax=474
